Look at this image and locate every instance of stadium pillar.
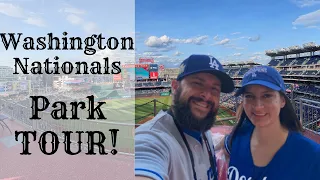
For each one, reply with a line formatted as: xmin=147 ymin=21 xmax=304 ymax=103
xmin=299 ymin=98 xmax=303 ymax=125
xmin=290 ymin=83 xmax=294 ymax=104
xmin=153 ymin=99 xmax=157 ymax=117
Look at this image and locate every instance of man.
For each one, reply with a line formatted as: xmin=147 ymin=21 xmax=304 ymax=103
xmin=135 ymin=55 xmax=235 ymax=180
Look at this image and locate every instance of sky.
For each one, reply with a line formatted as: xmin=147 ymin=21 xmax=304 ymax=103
xmin=136 ymin=0 xmax=320 ymax=68
xmin=0 ymin=0 xmax=320 ymax=69
xmin=0 ymin=0 xmax=135 ymax=68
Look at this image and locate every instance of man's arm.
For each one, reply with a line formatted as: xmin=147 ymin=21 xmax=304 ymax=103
xmin=135 ymin=130 xmax=170 ymax=180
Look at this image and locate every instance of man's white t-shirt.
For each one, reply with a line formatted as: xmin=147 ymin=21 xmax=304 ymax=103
xmin=135 ymin=110 xmax=216 ymax=180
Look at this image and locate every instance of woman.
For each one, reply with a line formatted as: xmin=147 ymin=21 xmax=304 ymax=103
xmin=223 ymin=65 xmax=320 ymax=180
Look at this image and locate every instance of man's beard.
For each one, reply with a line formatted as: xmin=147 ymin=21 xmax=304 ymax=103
xmin=171 ymin=87 xmax=218 ymax=132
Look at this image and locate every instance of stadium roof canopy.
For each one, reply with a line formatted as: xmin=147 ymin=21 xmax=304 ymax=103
xmin=288 ymin=45 xmax=305 ymax=54
xmin=265 ymin=42 xmax=320 ymax=57
xmin=303 ymin=42 xmax=320 ymax=52
xmin=223 ymin=61 xmax=261 ymax=67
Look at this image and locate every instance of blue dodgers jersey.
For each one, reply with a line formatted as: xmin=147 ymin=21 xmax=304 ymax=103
xmin=228 ymin=123 xmax=320 ymax=180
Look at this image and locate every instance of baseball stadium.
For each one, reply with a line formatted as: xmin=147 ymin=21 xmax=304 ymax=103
xmin=0 ymin=42 xmax=319 ymax=179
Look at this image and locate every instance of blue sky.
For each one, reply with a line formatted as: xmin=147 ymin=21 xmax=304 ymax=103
xmin=1 ymin=0 xmax=320 ymax=69
xmin=136 ymin=0 xmax=320 ymax=67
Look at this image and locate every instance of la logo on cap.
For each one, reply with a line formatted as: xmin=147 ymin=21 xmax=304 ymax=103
xmin=209 ymin=56 xmax=220 ymax=70
xmin=179 ymin=63 xmax=186 ymax=74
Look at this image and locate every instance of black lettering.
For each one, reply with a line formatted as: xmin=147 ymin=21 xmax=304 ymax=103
xmin=70 ymin=101 xmax=86 ymax=119
xmin=75 ymin=61 xmax=89 ymax=74
xmin=38 ymin=131 xmax=59 ymax=155
xmin=15 ymin=131 xmax=37 ymax=155
xmin=121 ymin=37 xmax=134 ymax=50
xmin=61 ymin=61 xmax=73 ymax=74
xmin=87 ymin=95 xmax=106 ymax=119
xmin=30 ymin=96 xmax=50 ymax=119
xmin=13 ymin=57 xmax=28 ymax=74
xmin=63 ymin=131 xmax=84 ymax=155
xmin=48 ymin=33 xmax=60 ymax=50
xmin=30 ymin=61 xmax=42 ymax=74
xmin=107 ymin=37 xmax=119 ymax=50
xmin=0 ymin=33 xmax=22 ymax=50
xmin=111 ymin=61 xmax=121 ymax=74
xmin=90 ymin=61 xmax=101 ymax=74
xmin=23 ymin=37 xmax=35 ymax=50
xmin=36 ymin=37 xmax=46 ymax=50
xmin=51 ymin=101 xmax=67 ymax=120
xmin=85 ymin=131 xmax=108 ymax=155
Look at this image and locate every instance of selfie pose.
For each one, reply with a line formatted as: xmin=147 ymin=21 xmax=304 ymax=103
xmin=225 ymin=65 xmax=320 ymax=180
xmin=135 ymin=55 xmax=235 ymax=180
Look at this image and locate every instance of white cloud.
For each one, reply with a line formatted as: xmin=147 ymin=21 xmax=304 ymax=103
xmin=145 ymin=35 xmax=172 ymax=48
xmin=0 ymin=3 xmax=24 ymax=18
xmin=0 ymin=3 xmax=46 ymax=27
xmin=233 ymin=53 xmax=242 ymax=56
xmin=249 ymin=55 xmax=270 ymax=64
xmin=215 ymin=38 xmax=230 ymax=45
xmin=213 ymin=35 xmax=219 ymax=41
xmin=248 ymin=35 xmax=260 ymax=42
xmin=231 ymin=32 xmax=241 ymax=35
xmin=23 ymin=16 xmax=46 ymax=27
xmin=292 ymin=0 xmax=320 ymax=7
xmin=66 ymin=14 xmax=83 ymax=25
xmin=292 ymin=10 xmax=320 ymax=27
xmin=146 ymin=45 xmax=176 ymax=52
xmin=60 ymin=6 xmax=99 ymax=34
xmin=144 ymin=35 xmax=208 ymax=48
xmin=174 ymin=51 xmax=183 ymax=56
xmin=87 ymin=48 xmax=135 ymax=64
xmin=142 ymin=52 xmax=162 ymax=57
xmin=235 ymin=47 xmax=246 ymax=50
xmin=173 ymin=35 xmax=208 ymax=45
xmin=253 ymin=52 xmax=264 ymax=55
xmin=60 ymin=7 xmax=86 ymax=15
xmin=83 ymin=22 xmax=98 ymax=34
xmin=232 ymin=36 xmax=250 ymax=41
xmin=223 ymin=43 xmax=246 ymax=50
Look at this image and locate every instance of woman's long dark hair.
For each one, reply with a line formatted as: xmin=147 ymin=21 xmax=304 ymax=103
xmin=228 ymin=92 xmax=304 ymax=150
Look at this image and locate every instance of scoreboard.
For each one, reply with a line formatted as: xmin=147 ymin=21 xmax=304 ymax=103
xmin=114 ymin=64 xmax=160 ymax=81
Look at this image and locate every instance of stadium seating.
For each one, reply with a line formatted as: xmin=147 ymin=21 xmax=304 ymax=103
xmin=305 ymin=55 xmax=320 ymax=65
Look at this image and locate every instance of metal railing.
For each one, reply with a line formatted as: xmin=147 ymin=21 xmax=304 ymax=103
xmin=295 ymin=98 xmax=320 ymax=134
xmin=1 ymin=94 xmax=319 ymax=156
xmin=0 ymin=99 xmax=135 ymax=156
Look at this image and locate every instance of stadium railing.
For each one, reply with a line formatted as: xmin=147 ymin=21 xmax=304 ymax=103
xmin=1 ymin=93 xmax=319 ymax=155
xmin=0 ymin=99 xmax=135 ymax=156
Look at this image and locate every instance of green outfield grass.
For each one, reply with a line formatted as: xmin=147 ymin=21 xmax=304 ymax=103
xmin=134 ymin=96 xmax=234 ymax=124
